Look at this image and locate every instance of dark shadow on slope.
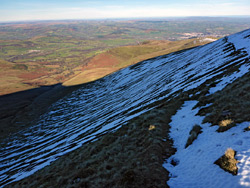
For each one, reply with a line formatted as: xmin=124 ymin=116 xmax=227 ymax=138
xmin=0 ymin=83 xmax=84 ymax=141
xmin=0 ymin=41 xmax=211 ymax=140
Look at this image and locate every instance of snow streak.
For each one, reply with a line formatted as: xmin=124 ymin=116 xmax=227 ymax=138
xmin=1 ymin=29 xmax=250 ymax=186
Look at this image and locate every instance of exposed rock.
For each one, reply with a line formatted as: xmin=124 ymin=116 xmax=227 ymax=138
xmin=185 ymin=125 xmax=202 ymax=148
xmin=214 ymin=148 xmax=238 ymax=175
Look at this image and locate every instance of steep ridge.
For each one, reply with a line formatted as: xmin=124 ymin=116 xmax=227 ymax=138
xmin=1 ymin=29 xmax=250 ymax=187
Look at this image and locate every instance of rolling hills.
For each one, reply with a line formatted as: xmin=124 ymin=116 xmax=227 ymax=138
xmin=1 ymin=17 xmax=250 ymax=96
xmin=1 ymin=28 xmax=250 ymax=187
xmin=63 ymin=38 xmax=215 ymax=86
xmin=0 ymin=37 xmax=214 ymax=95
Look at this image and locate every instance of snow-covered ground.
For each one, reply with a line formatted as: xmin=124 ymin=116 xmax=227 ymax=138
xmin=208 ymin=63 xmax=250 ymax=95
xmin=164 ymin=101 xmax=250 ymax=188
xmin=1 ymin=29 xmax=250 ymax=186
xmin=200 ymin=38 xmax=217 ymax=43
xmin=228 ymin=29 xmax=250 ymax=55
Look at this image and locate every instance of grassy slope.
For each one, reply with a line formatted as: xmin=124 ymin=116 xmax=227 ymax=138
xmin=0 ymin=37 xmax=214 ymax=95
xmin=63 ymin=38 xmax=214 ymax=86
xmin=9 ymin=54 xmax=250 ymax=188
xmin=0 ymin=59 xmax=34 ymax=94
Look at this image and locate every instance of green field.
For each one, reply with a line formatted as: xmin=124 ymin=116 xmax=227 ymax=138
xmin=0 ymin=17 xmax=250 ymax=95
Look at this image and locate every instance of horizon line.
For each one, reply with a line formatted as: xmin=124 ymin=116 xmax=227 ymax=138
xmin=1 ymin=15 xmax=250 ymax=24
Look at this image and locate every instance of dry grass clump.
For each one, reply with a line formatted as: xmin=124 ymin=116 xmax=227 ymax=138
xmin=185 ymin=125 xmax=202 ymax=148
xmin=219 ymin=119 xmax=234 ymax=127
xmin=148 ymin=124 xmax=156 ymax=131
xmin=214 ymin=148 xmax=238 ymax=175
xmin=217 ymin=119 xmax=236 ymax=132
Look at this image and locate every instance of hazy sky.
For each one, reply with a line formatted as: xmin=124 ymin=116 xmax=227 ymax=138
xmin=1 ymin=0 xmax=250 ymax=22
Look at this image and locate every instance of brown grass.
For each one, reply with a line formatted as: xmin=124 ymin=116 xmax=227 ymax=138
xmin=19 ymin=71 xmax=48 ymax=80
xmin=148 ymin=125 xmax=156 ymax=131
xmin=217 ymin=119 xmax=236 ymax=132
xmin=63 ymin=38 xmax=213 ymax=86
xmin=0 ymin=59 xmax=34 ymax=95
xmin=0 ymin=38 xmax=213 ymax=95
xmin=63 ymin=68 xmax=117 ymax=86
xmin=219 ymin=119 xmax=234 ymax=127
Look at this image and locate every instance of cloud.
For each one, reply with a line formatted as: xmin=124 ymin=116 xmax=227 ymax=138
xmin=1 ymin=2 xmax=250 ymax=22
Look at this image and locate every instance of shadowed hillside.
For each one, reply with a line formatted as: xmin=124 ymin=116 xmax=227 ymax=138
xmin=0 ymin=84 xmax=83 ymax=141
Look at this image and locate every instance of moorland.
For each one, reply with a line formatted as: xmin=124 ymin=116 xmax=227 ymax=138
xmin=1 ymin=17 xmax=250 ymax=95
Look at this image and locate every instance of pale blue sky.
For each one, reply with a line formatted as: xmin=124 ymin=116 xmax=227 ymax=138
xmin=1 ymin=0 xmax=250 ymax=22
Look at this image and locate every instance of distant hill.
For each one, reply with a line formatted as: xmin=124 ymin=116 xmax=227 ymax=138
xmin=0 ymin=38 xmax=214 ymax=95
xmin=63 ymin=38 xmax=215 ymax=86
xmin=1 ymin=17 xmax=250 ymax=95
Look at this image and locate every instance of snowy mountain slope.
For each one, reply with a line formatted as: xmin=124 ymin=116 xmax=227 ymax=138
xmin=1 ymin=29 xmax=250 ymax=187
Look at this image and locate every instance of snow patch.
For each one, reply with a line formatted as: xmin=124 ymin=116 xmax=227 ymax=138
xmin=228 ymin=29 xmax=250 ymax=55
xmin=164 ymin=101 xmax=250 ymax=188
xmin=208 ymin=63 xmax=250 ymax=95
xmin=200 ymin=38 xmax=217 ymax=43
